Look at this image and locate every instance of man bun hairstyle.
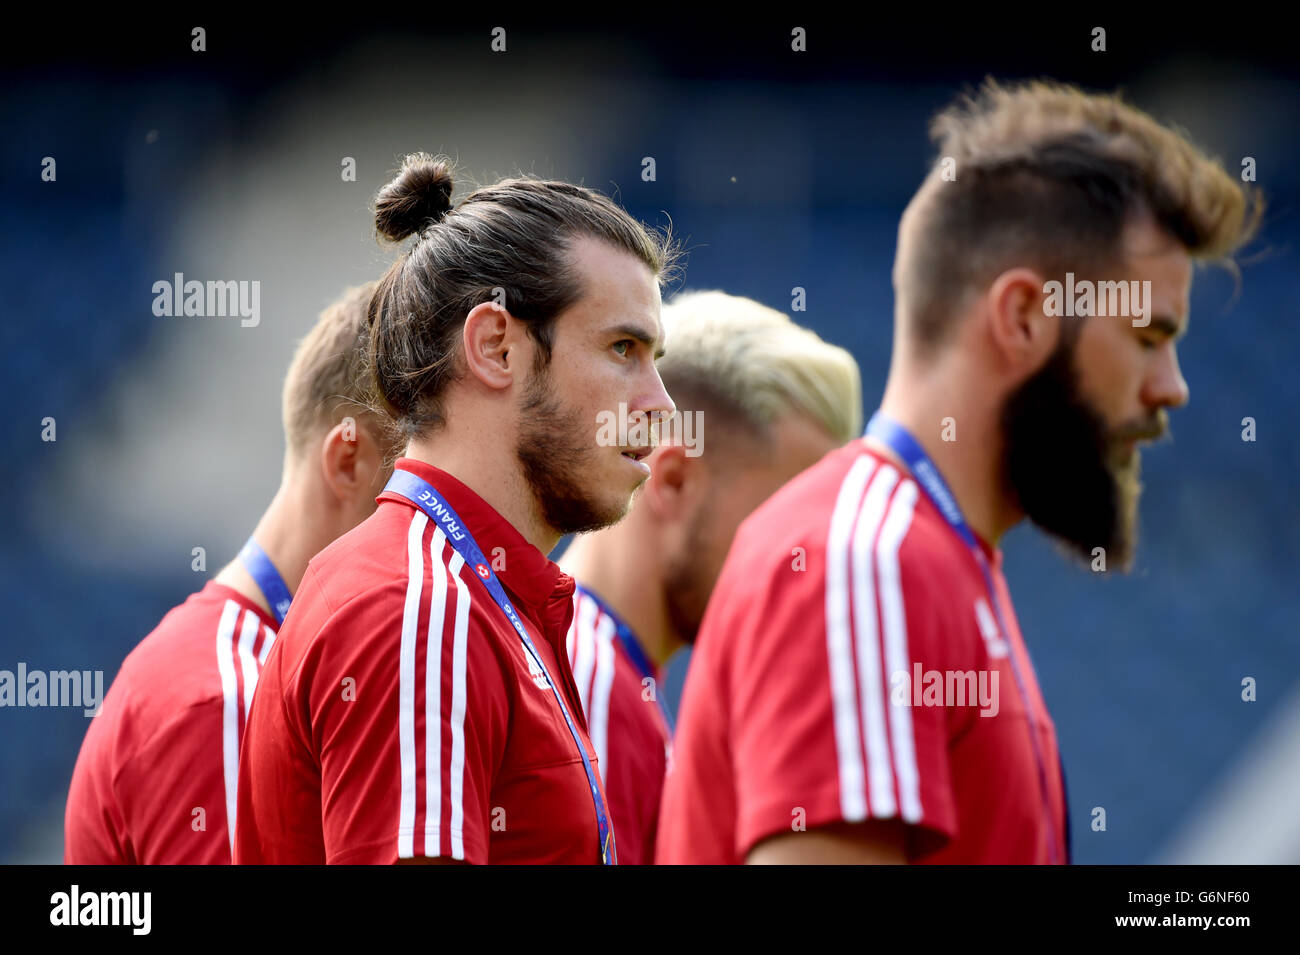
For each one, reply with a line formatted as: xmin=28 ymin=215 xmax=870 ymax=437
xmin=367 ymin=152 xmax=679 ymax=441
xmin=373 ymin=154 xmax=455 ymax=241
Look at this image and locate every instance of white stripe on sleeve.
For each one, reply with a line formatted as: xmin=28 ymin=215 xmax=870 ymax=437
xmin=589 ymin=611 xmax=617 ymax=779
xmin=565 ymin=595 xmax=581 ymax=669
xmin=876 ymin=480 xmax=921 ymax=822
xmin=824 ymin=454 xmax=877 ymax=822
xmin=257 ymin=625 xmax=275 ymax=665
xmin=851 ymin=464 xmax=901 ymax=818
xmin=214 ymin=599 xmax=241 ymax=856
xmin=423 ymin=528 xmax=449 ymax=857
xmin=447 ymin=552 xmax=471 ymax=860
xmin=397 ymin=511 xmax=428 ymax=858
xmin=236 ymin=610 xmax=262 ymax=721
xmin=571 ymin=593 xmax=598 ymax=716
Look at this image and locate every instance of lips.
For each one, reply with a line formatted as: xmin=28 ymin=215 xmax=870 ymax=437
xmin=1112 ymin=412 xmax=1168 ymax=448
xmin=1115 ymin=432 xmax=1163 ymax=453
xmin=1111 ymin=429 xmax=1164 ymax=466
xmin=1127 ymin=429 xmax=1164 ymax=443
xmin=621 ymin=447 xmax=652 ymax=462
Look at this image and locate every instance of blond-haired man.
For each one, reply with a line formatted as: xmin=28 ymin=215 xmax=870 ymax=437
xmin=560 ymin=289 xmax=862 ymax=864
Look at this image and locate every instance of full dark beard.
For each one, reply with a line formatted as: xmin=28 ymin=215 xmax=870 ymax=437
xmin=1001 ymin=340 xmax=1140 ymax=571
xmin=515 ymin=366 xmax=629 ymax=537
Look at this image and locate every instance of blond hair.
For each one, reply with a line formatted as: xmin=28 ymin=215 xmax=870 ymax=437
xmin=896 ymin=77 xmax=1263 ymax=354
xmin=282 ymin=281 xmax=395 ymax=460
xmin=657 ymin=290 xmax=862 ymax=447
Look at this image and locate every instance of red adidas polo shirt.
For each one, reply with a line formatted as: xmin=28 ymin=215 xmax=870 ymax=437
xmin=566 ymin=584 xmax=672 ymax=865
xmin=234 ymin=458 xmax=609 ymax=864
xmin=65 ymin=582 xmax=278 ymax=864
xmin=657 ymin=440 xmax=1068 ymax=864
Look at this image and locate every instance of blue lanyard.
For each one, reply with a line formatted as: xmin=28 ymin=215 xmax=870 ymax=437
xmin=237 ymin=537 xmax=293 ymax=625
xmin=575 ymin=584 xmax=675 ymax=736
xmin=864 ymin=411 xmax=1064 ymax=864
xmin=383 ymin=469 xmax=617 ymax=866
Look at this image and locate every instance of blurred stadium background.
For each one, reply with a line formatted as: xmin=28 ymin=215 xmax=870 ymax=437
xmin=2 ymin=16 xmax=1297 ymax=864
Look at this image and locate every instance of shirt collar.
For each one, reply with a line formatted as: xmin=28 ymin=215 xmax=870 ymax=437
xmin=861 ymin=440 xmax=1003 ymax=565
xmin=378 ymin=457 xmax=574 ymax=613
xmin=205 ymin=581 xmax=281 ymax=632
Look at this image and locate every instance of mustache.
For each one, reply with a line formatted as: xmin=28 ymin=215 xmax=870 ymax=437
xmin=1111 ymin=411 xmax=1169 ymax=444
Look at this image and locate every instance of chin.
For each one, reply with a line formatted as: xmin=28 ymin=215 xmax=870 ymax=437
xmin=607 ymin=490 xmax=638 ymax=526
xmin=583 ymin=488 xmax=638 ymax=534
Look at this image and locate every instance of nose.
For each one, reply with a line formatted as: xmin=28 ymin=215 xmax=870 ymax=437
xmin=636 ymin=366 xmax=676 ymax=437
xmin=1144 ymin=343 xmax=1190 ymax=412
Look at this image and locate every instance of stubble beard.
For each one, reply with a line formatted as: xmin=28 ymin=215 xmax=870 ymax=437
xmin=515 ymin=363 xmax=636 ymax=537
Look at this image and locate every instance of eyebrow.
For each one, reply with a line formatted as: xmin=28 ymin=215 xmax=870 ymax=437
xmin=608 ymin=323 xmax=666 ymax=360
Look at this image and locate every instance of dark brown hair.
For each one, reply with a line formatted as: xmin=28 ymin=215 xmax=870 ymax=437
xmin=896 ymin=78 xmax=1264 ymax=355
xmin=367 ymin=153 xmax=678 ymax=439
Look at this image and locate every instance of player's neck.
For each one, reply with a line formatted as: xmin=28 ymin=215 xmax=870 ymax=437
xmin=404 ymin=432 xmax=561 ymax=558
xmin=560 ymin=529 xmax=681 ymax=669
xmin=213 ymin=480 xmax=320 ymax=619
xmin=877 ymin=374 xmax=1019 ymax=547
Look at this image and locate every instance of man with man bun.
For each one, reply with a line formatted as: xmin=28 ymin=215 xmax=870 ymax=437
xmin=236 ymin=154 xmax=677 ymax=865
